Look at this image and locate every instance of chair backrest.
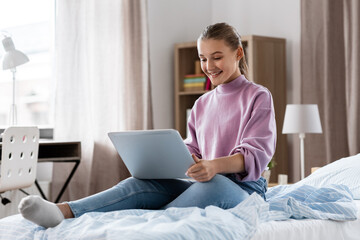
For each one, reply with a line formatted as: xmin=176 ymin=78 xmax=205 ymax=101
xmin=0 ymin=126 xmax=39 ymax=193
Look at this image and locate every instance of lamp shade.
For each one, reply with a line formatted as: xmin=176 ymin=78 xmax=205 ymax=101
xmin=282 ymin=104 xmax=322 ymax=134
xmin=2 ymin=36 xmax=29 ymax=70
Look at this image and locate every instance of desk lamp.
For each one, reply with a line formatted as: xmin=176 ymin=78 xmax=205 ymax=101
xmin=1 ymin=35 xmax=29 ymax=125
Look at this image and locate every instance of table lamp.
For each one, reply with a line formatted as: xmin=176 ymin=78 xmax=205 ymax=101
xmin=1 ymin=35 xmax=29 ymax=125
xmin=282 ymin=104 xmax=322 ymax=179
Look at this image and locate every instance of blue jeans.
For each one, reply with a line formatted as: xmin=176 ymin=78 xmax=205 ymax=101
xmin=68 ymin=174 xmax=267 ymax=217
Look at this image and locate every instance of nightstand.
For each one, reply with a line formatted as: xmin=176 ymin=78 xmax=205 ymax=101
xmin=268 ymin=182 xmax=278 ymax=187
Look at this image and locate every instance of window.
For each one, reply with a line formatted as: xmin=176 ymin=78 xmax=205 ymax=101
xmin=0 ymin=0 xmax=55 ymax=128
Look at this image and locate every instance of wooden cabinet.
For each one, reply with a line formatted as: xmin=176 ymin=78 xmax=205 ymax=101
xmin=174 ymin=35 xmax=287 ymax=182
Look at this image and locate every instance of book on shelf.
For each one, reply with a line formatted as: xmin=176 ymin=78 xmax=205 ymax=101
xmin=184 ymin=73 xmax=205 ymax=79
xmin=183 ymin=74 xmax=206 ymax=92
xmin=184 ymin=82 xmax=204 ymax=87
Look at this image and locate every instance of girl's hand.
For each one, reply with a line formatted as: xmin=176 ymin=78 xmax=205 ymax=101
xmin=186 ymin=154 xmax=217 ymax=182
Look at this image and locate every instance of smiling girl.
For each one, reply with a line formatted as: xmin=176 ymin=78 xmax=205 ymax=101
xmin=18 ymin=22 xmax=276 ymax=228
xmin=185 ymin=22 xmax=276 ymax=185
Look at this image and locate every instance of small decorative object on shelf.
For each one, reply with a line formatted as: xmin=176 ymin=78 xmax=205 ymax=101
xmin=262 ymin=170 xmax=271 ymax=183
xmin=204 ymin=77 xmax=212 ymax=90
xmin=311 ymin=167 xmax=320 ymax=174
xmin=278 ymin=174 xmax=288 ymax=185
xmin=262 ymin=158 xmax=276 ymax=183
xmin=267 ymin=158 xmax=277 ymax=170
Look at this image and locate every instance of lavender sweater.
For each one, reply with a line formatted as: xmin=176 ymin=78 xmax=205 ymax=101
xmin=184 ymin=75 xmax=276 ymax=181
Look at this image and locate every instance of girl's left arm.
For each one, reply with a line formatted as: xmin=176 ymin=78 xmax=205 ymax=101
xmin=186 ymin=153 xmax=245 ymax=182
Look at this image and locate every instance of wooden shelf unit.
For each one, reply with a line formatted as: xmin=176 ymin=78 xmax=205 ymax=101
xmin=174 ymin=35 xmax=287 ymax=182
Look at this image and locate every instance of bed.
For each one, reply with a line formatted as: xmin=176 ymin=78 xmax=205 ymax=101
xmin=252 ymin=200 xmax=360 ymax=240
xmin=0 ymin=154 xmax=359 ymax=240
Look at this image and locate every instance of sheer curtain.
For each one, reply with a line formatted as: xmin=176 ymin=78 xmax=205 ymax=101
xmin=301 ymin=0 xmax=360 ymax=173
xmin=53 ymin=0 xmax=152 ymax=201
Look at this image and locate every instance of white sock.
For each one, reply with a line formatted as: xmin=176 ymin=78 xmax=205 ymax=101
xmin=18 ymin=195 xmax=64 ymax=228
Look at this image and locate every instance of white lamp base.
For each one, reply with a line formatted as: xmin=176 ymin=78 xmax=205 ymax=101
xmin=9 ymin=68 xmax=17 ymax=126
xmin=299 ymin=133 xmax=305 ymax=179
xmin=9 ymin=103 xmax=17 ymax=126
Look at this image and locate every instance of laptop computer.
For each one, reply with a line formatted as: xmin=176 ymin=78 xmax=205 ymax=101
xmin=108 ymin=129 xmax=195 ymax=179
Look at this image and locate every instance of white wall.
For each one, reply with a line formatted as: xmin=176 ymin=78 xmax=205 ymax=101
xmin=148 ymin=0 xmax=212 ymax=129
xmin=148 ymin=0 xmax=301 ymax=180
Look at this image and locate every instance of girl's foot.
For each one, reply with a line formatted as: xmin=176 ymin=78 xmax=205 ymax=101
xmin=18 ymin=195 xmax=64 ymax=228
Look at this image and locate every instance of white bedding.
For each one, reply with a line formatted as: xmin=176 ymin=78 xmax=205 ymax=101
xmin=0 ymin=193 xmax=266 ymax=240
xmin=0 ymin=184 xmax=357 ymax=240
xmin=252 ymin=200 xmax=360 ymax=240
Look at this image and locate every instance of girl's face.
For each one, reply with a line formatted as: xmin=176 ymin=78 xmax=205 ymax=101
xmin=197 ymin=39 xmax=242 ymax=86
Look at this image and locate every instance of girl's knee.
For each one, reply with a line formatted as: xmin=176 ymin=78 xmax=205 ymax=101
xmin=196 ymin=175 xmax=249 ymax=199
xmin=115 ymin=177 xmax=150 ymax=190
xmin=207 ymin=174 xmax=233 ymax=186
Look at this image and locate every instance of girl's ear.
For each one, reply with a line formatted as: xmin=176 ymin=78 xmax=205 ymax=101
xmin=237 ymin=47 xmax=244 ymax=60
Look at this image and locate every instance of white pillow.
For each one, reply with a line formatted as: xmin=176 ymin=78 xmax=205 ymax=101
xmin=296 ymin=153 xmax=360 ymax=199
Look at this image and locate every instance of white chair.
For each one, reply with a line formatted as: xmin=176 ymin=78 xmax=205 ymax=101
xmin=0 ymin=126 xmax=39 ymax=193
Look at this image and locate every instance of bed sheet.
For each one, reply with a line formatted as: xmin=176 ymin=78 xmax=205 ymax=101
xmin=0 ymin=193 xmax=266 ymax=240
xmin=251 ymin=200 xmax=360 ymax=240
xmin=0 ymin=184 xmax=357 ymax=240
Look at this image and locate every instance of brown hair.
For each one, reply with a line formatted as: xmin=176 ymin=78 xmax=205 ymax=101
xmin=198 ymin=23 xmax=249 ymax=79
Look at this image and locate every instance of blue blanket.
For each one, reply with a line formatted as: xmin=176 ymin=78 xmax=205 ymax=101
xmin=0 ymin=184 xmax=357 ymax=240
